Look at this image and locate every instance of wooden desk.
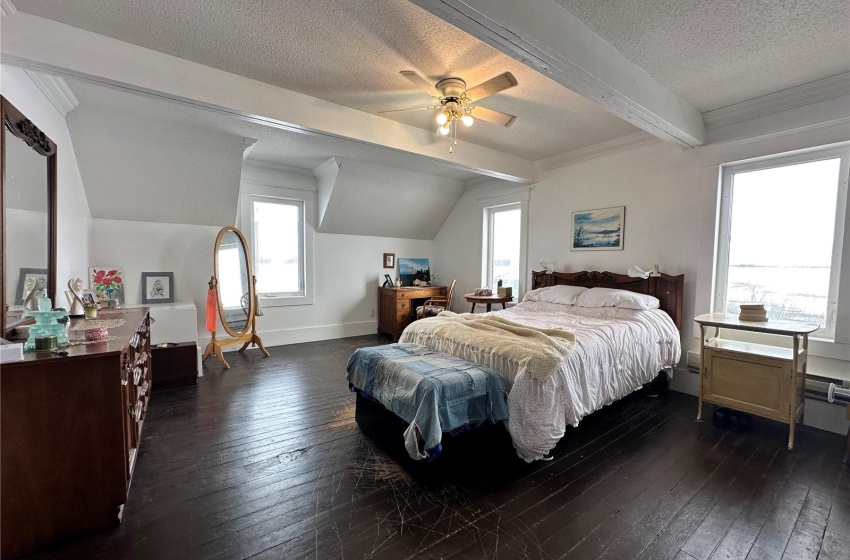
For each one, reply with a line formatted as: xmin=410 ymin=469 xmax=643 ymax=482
xmin=464 ymin=294 xmax=512 ymax=313
xmin=694 ymin=313 xmax=818 ymax=450
xmin=378 ymin=286 xmax=447 ymax=341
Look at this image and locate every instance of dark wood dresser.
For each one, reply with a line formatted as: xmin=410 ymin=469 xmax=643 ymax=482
xmin=378 ymin=286 xmax=447 ymax=341
xmin=1 ymin=308 xmax=151 ymax=558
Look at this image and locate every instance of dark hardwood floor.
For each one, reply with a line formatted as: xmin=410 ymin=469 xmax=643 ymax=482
xmin=24 ymin=335 xmax=849 ymax=560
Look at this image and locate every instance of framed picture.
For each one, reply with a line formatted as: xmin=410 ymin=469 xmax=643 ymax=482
xmin=16 ymin=267 xmax=48 ymax=304
xmin=383 ymin=253 xmax=395 ymax=269
xmin=141 ymin=272 xmax=174 ymax=304
xmin=571 ymin=206 xmax=625 ymax=251
xmin=90 ymin=267 xmax=125 ymax=304
xmin=398 ymin=258 xmax=431 ymax=286
xmin=81 ymin=290 xmax=97 ymax=307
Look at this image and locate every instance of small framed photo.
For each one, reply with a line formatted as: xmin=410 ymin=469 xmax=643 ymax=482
xmin=383 ymin=253 xmax=395 ymax=269
xmin=141 ymin=272 xmax=174 ymax=304
xmin=81 ymin=290 xmax=97 ymax=307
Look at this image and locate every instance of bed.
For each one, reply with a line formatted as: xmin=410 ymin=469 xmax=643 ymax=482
xmin=358 ymin=270 xmax=684 ymax=462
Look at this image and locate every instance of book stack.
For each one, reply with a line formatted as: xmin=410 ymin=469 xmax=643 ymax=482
xmin=738 ymin=303 xmax=768 ymax=322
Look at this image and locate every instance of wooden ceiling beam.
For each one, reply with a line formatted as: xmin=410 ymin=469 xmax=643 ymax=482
xmin=408 ymin=0 xmax=707 ymax=148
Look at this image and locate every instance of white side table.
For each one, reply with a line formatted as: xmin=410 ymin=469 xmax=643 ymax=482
xmin=694 ymin=313 xmax=819 ymax=450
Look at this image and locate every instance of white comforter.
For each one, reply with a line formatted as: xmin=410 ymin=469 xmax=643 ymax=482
xmin=400 ymin=300 xmax=681 ymax=462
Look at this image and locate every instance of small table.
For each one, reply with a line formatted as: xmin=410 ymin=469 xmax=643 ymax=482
xmin=464 ymin=294 xmax=512 ymax=313
xmin=694 ymin=313 xmax=819 ymax=450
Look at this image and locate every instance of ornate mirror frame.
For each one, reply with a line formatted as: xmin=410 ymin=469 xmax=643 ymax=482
xmin=1 ymin=96 xmax=58 ymax=338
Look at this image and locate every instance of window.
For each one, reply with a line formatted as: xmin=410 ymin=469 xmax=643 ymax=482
xmin=714 ymin=145 xmax=848 ymax=339
xmin=252 ymin=197 xmax=304 ymax=296
xmin=484 ymin=203 xmax=522 ymax=295
xmin=240 ymin=188 xmax=315 ymax=306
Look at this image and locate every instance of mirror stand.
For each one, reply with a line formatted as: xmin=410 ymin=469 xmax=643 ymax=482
xmin=203 ymin=226 xmax=270 ymax=370
xmin=202 ymin=276 xmax=269 ymax=369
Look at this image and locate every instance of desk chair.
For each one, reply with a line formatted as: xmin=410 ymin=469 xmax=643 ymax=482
xmin=416 ymin=279 xmax=456 ymax=319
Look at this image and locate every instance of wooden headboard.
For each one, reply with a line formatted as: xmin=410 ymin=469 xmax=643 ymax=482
xmin=531 ymin=270 xmax=685 ymax=330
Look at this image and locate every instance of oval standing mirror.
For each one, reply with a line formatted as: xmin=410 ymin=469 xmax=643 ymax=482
xmin=202 ymin=226 xmax=268 ymax=369
xmin=1 ymin=96 xmax=58 ymax=338
xmin=215 ymin=227 xmax=253 ymax=336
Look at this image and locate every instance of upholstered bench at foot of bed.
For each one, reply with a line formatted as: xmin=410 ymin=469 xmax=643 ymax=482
xmin=346 ymin=343 xmax=509 ymax=461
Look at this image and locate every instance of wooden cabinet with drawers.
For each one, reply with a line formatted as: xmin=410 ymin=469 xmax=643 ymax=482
xmin=378 ymin=286 xmax=447 ymax=341
xmin=1 ymin=308 xmax=151 ymax=558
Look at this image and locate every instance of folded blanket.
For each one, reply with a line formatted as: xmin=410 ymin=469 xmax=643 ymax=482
xmin=400 ymin=312 xmax=575 ymax=383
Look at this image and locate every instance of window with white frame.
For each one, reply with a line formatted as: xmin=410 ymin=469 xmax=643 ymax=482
xmin=714 ymin=145 xmax=848 ymax=339
xmin=484 ymin=203 xmax=522 ymax=296
xmin=240 ymin=189 xmax=315 ymax=306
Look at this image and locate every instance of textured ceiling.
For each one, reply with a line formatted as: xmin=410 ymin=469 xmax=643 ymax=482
xmin=64 ymin=78 xmax=482 ymax=181
xmin=13 ymin=0 xmax=638 ymax=161
xmin=556 ymin=0 xmax=850 ymax=112
xmin=12 ymin=0 xmax=848 ymax=160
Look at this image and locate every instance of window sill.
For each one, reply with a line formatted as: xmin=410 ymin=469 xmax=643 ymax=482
xmin=259 ymin=295 xmax=314 ymax=308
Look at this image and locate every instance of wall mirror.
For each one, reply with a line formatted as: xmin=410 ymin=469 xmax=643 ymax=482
xmin=202 ymin=226 xmax=268 ymax=368
xmin=1 ymin=96 xmax=57 ymax=338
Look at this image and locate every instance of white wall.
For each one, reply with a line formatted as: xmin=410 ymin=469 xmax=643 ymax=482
xmin=434 ymin=103 xmax=850 ymax=433
xmin=1 ymin=64 xmax=92 ymax=296
xmin=91 ymin=162 xmax=434 ymax=350
xmin=90 ymin=218 xmax=219 ymax=322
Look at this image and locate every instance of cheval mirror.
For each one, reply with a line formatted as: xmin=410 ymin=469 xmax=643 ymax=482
xmin=203 ymin=225 xmax=268 ymax=369
xmin=1 ymin=96 xmax=58 ymax=338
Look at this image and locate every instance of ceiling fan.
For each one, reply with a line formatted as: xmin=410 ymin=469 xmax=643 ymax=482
xmin=381 ymin=70 xmax=518 ymax=152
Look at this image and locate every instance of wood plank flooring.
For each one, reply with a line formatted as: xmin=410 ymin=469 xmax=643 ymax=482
xmin=24 ymin=335 xmax=849 ymax=560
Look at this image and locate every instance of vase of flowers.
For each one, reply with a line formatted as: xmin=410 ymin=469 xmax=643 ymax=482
xmin=91 ymin=269 xmax=123 ymax=305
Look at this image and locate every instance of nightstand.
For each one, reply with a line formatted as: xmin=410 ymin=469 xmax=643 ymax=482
xmin=694 ymin=313 xmax=819 ymax=450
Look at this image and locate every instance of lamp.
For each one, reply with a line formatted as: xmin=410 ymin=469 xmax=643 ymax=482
xmin=435 ymin=107 xmax=474 ymax=152
xmin=628 ymin=265 xmax=661 ymax=279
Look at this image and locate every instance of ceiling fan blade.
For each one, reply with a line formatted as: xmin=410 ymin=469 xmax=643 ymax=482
xmin=463 ymin=72 xmax=518 ymax=102
xmin=399 ymin=70 xmax=440 ymax=97
xmin=378 ymin=106 xmax=439 ymax=114
xmin=468 ymin=105 xmax=517 ymax=127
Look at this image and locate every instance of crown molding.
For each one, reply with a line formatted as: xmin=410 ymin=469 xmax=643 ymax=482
xmin=243 ymin=158 xmax=315 ymax=179
xmin=1 ymin=0 xmax=17 ymax=16
xmin=463 ymin=175 xmax=501 ymax=190
xmin=704 ymin=73 xmax=850 ymax=130
xmin=535 ymin=131 xmax=661 ymax=173
xmin=24 ymin=69 xmax=79 ymax=117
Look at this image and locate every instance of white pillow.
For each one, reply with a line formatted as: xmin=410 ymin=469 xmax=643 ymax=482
xmin=522 ymin=285 xmax=588 ymax=305
xmin=575 ymin=287 xmax=660 ymax=310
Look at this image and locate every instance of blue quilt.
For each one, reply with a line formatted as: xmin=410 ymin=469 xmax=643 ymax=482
xmin=346 ymin=343 xmax=509 ymax=460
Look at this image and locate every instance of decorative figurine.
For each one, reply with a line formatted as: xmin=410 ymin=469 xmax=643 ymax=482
xmin=65 ymin=278 xmax=86 ymax=317
xmin=23 ymin=296 xmax=69 ymax=351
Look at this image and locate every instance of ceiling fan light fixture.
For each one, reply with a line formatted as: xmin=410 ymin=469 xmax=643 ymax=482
xmin=461 ymin=115 xmax=474 ymax=127
xmin=436 ymin=111 xmax=449 ymax=126
xmin=438 ymin=125 xmax=451 ymax=136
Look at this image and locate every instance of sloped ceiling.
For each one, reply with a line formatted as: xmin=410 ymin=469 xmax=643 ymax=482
xmin=10 ymin=0 xmax=639 ymax=161
xmin=64 ymin=77 xmax=474 ymax=237
xmin=317 ymin=159 xmax=464 ymax=239
xmin=66 ymin=98 xmax=244 ymax=226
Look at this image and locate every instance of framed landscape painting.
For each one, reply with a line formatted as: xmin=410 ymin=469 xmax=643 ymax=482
xmin=571 ymin=206 xmax=625 ymax=251
xmin=398 ymin=258 xmax=431 ymax=286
